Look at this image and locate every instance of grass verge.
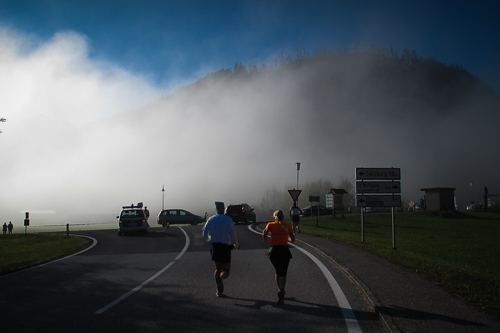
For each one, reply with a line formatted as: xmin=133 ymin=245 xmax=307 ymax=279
xmin=0 ymin=233 xmax=91 ymax=276
xmin=300 ymin=211 xmax=500 ymax=321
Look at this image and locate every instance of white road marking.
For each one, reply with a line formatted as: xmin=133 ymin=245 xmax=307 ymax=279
xmin=94 ymin=227 xmax=190 ymax=315
xmin=291 ymin=244 xmax=363 ymax=333
xmin=248 ymin=223 xmax=362 ymax=333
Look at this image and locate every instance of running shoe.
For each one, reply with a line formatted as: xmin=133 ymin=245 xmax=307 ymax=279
xmin=277 ymin=291 xmax=285 ymax=307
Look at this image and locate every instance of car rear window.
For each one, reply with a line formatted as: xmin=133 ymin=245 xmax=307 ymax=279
xmin=227 ymin=206 xmax=244 ymax=213
xmin=121 ymin=210 xmax=145 ymax=218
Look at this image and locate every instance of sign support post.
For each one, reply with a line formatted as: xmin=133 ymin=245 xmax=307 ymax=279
xmin=392 ymin=207 xmax=396 ymax=249
xmin=309 ymin=195 xmax=320 ymax=226
xmin=24 ymin=212 xmax=30 ymax=236
xmin=361 ymin=209 xmax=365 ymax=242
xmin=355 ymin=167 xmax=401 ymax=249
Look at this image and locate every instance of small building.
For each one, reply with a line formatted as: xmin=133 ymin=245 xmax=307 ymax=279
xmin=420 ymin=187 xmax=456 ymax=211
xmin=330 ymin=188 xmax=348 ymax=217
xmin=488 ymin=194 xmax=498 ymax=209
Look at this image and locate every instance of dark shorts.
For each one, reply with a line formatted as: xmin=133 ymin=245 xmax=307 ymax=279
xmin=270 ymin=245 xmax=292 ymax=276
xmin=292 ymin=215 xmax=300 ymax=223
xmin=210 ymin=243 xmax=232 ymax=264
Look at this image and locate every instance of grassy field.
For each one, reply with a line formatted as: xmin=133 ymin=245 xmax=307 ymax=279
xmin=0 ymin=233 xmax=91 ymax=276
xmin=300 ymin=211 xmax=500 ymax=321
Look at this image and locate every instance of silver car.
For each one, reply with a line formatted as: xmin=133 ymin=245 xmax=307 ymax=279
xmin=157 ymin=209 xmax=204 ymax=227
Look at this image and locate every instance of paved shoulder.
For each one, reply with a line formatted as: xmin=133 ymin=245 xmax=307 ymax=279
xmin=295 ymin=234 xmax=500 ymax=333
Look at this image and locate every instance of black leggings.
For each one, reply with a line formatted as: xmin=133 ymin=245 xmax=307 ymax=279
xmin=270 ymin=245 xmax=292 ymax=276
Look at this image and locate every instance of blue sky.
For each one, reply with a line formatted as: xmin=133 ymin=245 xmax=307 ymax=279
xmin=1 ymin=0 xmax=499 ymax=92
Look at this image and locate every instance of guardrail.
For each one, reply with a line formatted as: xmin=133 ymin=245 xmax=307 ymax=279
xmin=6 ymin=222 xmax=117 ymax=237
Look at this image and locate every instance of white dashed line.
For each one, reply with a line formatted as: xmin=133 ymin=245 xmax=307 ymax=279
xmin=94 ymin=227 xmax=190 ymax=314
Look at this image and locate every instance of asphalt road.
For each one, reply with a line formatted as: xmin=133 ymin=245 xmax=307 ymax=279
xmin=0 ymin=223 xmax=387 ymax=333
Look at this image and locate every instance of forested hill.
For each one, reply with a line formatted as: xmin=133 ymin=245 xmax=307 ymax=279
xmin=119 ymin=43 xmax=499 ymax=211
xmin=171 ymin=44 xmax=498 ymax=119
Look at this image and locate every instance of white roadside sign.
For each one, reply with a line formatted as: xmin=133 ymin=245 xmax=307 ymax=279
xmin=288 ymin=190 xmax=302 ymax=202
xmin=356 ymin=181 xmax=401 ymax=193
xmin=356 ymin=195 xmax=402 ymax=207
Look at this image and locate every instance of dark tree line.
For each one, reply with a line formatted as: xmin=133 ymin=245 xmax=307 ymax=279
xmin=175 ymin=40 xmax=492 ymax=97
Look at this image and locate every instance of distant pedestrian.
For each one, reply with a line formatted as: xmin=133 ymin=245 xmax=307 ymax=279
xmin=262 ymin=210 xmax=295 ymax=307
xmin=202 ymin=201 xmax=240 ymax=297
xmin=143 ymin=206 xmax=150 ymax=227
xmin=290 ymin=202 xmax=302 ymax=234
xmin=7 ymin=221 xmax=13 ymax=234
xmin=2 ymin=222 xmax=7 ymax=234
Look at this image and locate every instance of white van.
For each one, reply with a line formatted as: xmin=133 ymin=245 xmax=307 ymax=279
xmin=117 ymin=205 xmax=148 ymax=235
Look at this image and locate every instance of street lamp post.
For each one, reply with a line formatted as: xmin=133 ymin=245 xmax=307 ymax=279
xmin=161 ymin=185 xmax=165 ymax=210
xmin=295 ymin=162 xmax=301 ymax=191
xmin=470 ymin=182 xmax=473 ymax=204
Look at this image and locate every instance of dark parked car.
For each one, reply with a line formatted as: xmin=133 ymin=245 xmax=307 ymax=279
xmin=466 ymin=204 xmax=483 ymax=211
xmin=157 ymin=209 xmax=204 ymax=226
xmin=225 ymin=203 xmax=256 ymax=224
xmin=301 ymin=205 xmax=332 ymax=217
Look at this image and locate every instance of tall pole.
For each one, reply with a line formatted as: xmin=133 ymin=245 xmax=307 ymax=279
xmin=161 ymin=185 xmax=165 ymax=210
xmin=392 ymin=207 xmax=396 ymax=249
xmin=484 ymin=186 xmax=488 ymax=212
xmin=295 ymin=162 xmax=301 ymax=191
xmin=470 ymin=182 xmax=473 ymax=203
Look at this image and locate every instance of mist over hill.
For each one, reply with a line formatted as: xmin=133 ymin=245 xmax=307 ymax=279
xmin=140 ymin=45 xmax=499 ymax=213
xmin=3 ymin=44 xmax=499 ymax=224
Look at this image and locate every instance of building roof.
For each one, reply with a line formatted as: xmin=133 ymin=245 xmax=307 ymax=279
xmin=420 ymin=187 xmax=456 ymax=191
xmin=330 ymin=188 xmax=348 ymax=195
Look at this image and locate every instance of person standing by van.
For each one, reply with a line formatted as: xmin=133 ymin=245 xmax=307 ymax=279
xmin=202 ymin=201 xmax=240 ymax=297
xmin=263 ymin=210 xmax=295 ymax=307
